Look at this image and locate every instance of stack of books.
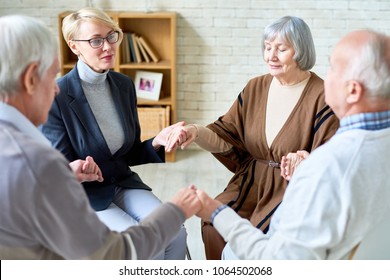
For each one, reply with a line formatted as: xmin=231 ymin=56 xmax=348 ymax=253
xmin=121 ymin=33 xmax=160 ymax=63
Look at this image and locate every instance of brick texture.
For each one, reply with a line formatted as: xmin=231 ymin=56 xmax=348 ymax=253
xmin=1 ymin=0 xmax=389 ymax=124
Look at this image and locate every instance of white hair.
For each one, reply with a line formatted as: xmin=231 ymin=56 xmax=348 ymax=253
xmin=262 ymin=16 xmax=316 ymax=71
xmin=343 ymin=31 xmax=390 ymax=100
xmin=0 ymin=15 xmax=58 ymax=98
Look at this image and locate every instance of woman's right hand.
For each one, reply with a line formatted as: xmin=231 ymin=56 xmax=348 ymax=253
xmin=165 ymin=124 xmax=198 ymax=152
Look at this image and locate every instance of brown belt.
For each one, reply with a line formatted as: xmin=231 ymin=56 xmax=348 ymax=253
xmin=258 ymin=159 xmax=281 ymax=168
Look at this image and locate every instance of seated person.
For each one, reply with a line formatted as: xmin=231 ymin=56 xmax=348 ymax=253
xmin=40 ymin=7 xmax=187 ymax=260
xmin=0 ymin=14 xmax=201 ymax=260
xmin=195 ymin=29 xmax=390 ymax=259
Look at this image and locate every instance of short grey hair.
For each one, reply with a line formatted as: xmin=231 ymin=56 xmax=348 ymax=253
xmin=262 ymin=16 xmax=316 ymax=71
xmin=0 ymin=15 xmax=58 ymax=98
xmin=343 ymin=30 xmax=390 ymax=100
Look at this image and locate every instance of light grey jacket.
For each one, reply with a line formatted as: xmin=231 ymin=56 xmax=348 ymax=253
xmin=0 ymin=103 xmax=184 ymax=259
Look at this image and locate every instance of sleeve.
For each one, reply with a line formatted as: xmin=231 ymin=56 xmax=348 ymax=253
xmin=28 ymin=151 xmax=126 ymax=259
xmin=193 ymin=124 xmax=233 ymax=153
xmin=125 ymin=138 xmax=165 ymax=167
xmin=28 ymin=149 xmax=182 ymax=259
xmin=213 ymin=148 xmax=346 ymax=260
xmin=126 ymin=203 xmax=186 ymax=260
xmin=206 ymin=90 xmax=252 ymax=172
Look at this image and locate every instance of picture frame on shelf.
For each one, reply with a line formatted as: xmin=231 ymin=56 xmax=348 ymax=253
xmin=134 ymin=70 xmax=163 ymax=101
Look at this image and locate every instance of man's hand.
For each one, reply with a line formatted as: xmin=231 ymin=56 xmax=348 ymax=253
xmin=195 ymin=189 xmax=223 ymax=222
xmin=69 ymin=156 xmax=104 ymax=183
xmin=170 ymin=185 xmax=203 ymax=219
xmin=280 ymin=150 xmax=309 ymax=181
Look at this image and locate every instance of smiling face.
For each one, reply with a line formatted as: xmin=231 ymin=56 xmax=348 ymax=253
xmin=68 ymin=20 xmax=119 ymax=73
xmin=263 ymin=37 xmax=301 ymax=84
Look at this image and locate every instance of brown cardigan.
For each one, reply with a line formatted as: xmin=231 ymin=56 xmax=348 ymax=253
xmin=207 ymin=72 xmax=339 ymax=230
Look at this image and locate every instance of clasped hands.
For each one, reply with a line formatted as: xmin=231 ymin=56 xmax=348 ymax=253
xmin=162 ymin=123 xmax=197 ymax=152
xmin=152 ymin=121 xmax=196 ymax=151
xmin=163 ymin=123 xmax=310 ymax=181
xmin=170 ymin=185 xmax=222 ymax=222
xmin=69 ymin=156 xmax=104 ymax=183
xmin=280 ymin=150 xmax=310 ymax=181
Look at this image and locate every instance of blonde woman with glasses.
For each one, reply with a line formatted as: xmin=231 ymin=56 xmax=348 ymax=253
xmin=40 ymin=7 xmax=187 ymax=260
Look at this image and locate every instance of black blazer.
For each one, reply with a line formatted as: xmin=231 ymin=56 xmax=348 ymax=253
xmin=41 ymin=66 xmax=164 ymax=210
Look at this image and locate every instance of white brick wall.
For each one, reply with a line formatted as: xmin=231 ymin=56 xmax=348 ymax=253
xmin=1 ymin=0 xmax=389 ymax=124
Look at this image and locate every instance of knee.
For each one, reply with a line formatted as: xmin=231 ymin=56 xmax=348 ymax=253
xmin=175 ymin=225 xmax=187 ymax=244
xmin=164 ymin=225 xmax=187 ymax=260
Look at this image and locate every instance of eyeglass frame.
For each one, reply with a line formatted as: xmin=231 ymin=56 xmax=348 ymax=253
xmin=72 ymin=31 xmax=120 ymax=49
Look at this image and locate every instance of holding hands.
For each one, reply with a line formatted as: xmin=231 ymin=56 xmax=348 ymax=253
xmin=171 ymin=185 xmax=223 ymax=222
xmin=280 ymin=150 xmax=309 ymax=181
xmin=69 ymin=156 xmax=104 ymax=183
xmin=170 ymin=185 xmax=203 ymax=218
xmin=165 ymin=124 xmax=198 ymax=152
xmin=195 ymin=189 xmax=223 ymax=222
xmin=152 ymin=121 xmax=186 ymax=150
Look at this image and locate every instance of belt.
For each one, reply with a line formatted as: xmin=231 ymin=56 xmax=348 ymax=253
xmin=258 ymin=160 xmax=281 ymax=168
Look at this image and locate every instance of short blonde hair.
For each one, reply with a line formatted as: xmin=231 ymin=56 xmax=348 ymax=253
xmin=62 ymin=7 xmax=123 ymax=42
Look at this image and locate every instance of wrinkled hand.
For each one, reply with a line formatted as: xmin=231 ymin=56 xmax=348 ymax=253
xmin=195 ymin=189 xmax=223 ymax=222
xmin=165 ymin=124 xmax=198 ymax=152
xmin=69 ymin=156 xmax=104 ymax=183
xmin=280 ymin=150 xmax=310 ymax=181
xmin=170 ymin=185 xmax=203 ymax=219
xmin=152 ymin=121 xmax=186 ymax=150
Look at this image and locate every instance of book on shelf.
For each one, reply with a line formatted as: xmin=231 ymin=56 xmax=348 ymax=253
xmin=138 ymin=36 xmax=160 ymax=63
xmin=131 ymin=33 xmax=142 ymax=63
xmin=127 ymin=32 xmax=136 ymax=62
xmin=135 ymin=35 xmax=151 ymax=63
xmin=122 ymin=32 xmax=160 ymax=63
xmin=121 ymin=33 xmax=131 ymax=63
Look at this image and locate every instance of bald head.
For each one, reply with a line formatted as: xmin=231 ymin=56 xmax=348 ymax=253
xmin=339 ymin=30 xmax=390 ymax=97
xmin=324 ymin=30 xmax=390 ymax=119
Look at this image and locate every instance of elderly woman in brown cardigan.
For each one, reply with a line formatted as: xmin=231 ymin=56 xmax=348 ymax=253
xmin=166 ymin=16 xmax=339 ymax=259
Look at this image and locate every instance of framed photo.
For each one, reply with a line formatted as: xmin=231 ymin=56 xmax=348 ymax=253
xmin=134 ymin=70 xmax=163 ymax=101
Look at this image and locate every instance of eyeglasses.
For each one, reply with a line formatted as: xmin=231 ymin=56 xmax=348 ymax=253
xmin=72 ymin=31 xmax=120 ymax=49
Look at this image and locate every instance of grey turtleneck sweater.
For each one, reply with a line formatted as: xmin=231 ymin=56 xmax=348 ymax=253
xmin=77 ymin=59 xmax=125 ymax=154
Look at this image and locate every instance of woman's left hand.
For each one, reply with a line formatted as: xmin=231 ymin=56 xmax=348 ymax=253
xmin=280 ymin=150 xmax=310 ymax=181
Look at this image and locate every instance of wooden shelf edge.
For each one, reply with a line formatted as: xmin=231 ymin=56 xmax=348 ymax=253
xmin=137 ymin=97 xmax=172 ymax=106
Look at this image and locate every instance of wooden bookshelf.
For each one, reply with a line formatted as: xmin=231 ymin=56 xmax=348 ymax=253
xmin=58 ymin=11 xmax=177 ymax=161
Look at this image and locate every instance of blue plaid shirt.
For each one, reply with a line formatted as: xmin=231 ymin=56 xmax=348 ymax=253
xmin=337 ymin=110 xmax=390 ymax=134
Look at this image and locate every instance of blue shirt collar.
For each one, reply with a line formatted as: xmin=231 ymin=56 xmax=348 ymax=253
xmin=337 ymin=110 xmax=390 ymax=134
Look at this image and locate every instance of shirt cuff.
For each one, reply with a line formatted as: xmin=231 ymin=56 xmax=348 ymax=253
xmin=211 ymin=204 xmax=228 ymax=224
